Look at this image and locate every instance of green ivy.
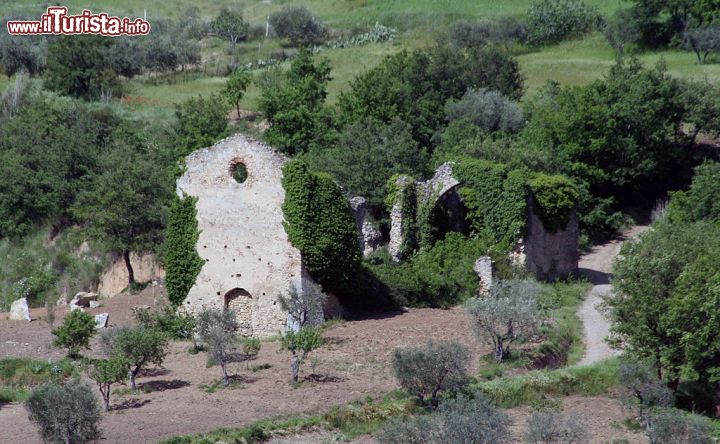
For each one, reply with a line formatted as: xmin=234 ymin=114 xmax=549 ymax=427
xmin=164 ymin=194 xmax=204 ymax=306
xmin=529 ymin=174 xmax=580 ymax=233
xmin=453 ymin=159 xmax=528 ymax=245
xmin=282 ymin=160 xmax=361 ymax=292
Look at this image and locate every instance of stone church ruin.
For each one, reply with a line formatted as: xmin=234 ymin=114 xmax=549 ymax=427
xmin=176 ymin=136 xmax=579 ymax=338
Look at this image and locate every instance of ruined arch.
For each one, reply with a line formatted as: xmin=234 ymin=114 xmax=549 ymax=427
xmin=224 ymin=288 xmax=253 ymax=336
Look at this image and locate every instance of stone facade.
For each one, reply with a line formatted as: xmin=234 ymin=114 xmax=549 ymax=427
xmin=176 ymin=135 xmax=318 ymax=338
xmin=473 ymin=256 xmax=494 ymax=294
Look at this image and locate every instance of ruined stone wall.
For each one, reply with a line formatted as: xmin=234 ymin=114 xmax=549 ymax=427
xmin=349 ymin=196 xmax=382 ymax=258
xmin=522 ymin=195 xmax=580 ymax=281
xmin=176 ymin=135 xmax=314 ymax=338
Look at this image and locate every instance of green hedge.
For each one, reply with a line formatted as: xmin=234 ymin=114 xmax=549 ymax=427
xmin=282 ymin=160 xmax=361 ymax=292
xmin=164 ymin=194 xmax=204 ymax=306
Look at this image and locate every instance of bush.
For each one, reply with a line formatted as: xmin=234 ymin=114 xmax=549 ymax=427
xmin=25 ymin=380 xmax=102 ymax=444
xmin=618 ymin=358 xmax=674 ymax=420
xmin=526 ymin=0 xmax=601 ymax=45
xmin=377 ymin=392 xmax=510 ymax=444
xmin=445 ymin=88 xmax=525 ymax=134
xmin=647 ymin=408 xmax=713 ymax=444
xmin=448 ymin=20 xmax=492 ymax=48
xmin=196 ymin=308 xmax=239 ymax=386
xmin=525 ymin=412 xmax=589 ymax=443
xmin=173 ymin=94 xmax=229 ymax=156
xmin=85 ymin=357 xmax=129 ymax=412
xmin=529 ymin=174 xmax=580 ymax=233
xmin=465 ymin=279 xmax=541 ymax=361
xmin=269 ymin=6 xmax=328 ymax=47
xmin=133 ymin=303 xmax=196 ymax=339
xmin=52 ymin=310 xmax=97 ymax=358
xmin=391 ymin=340 xmax=469 ymax=407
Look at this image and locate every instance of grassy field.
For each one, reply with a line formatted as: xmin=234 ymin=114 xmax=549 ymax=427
xmin=2 ymin=0 xmax=719 ymax=118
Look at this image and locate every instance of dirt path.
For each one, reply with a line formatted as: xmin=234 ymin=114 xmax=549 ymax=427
xmin=577 ymin=225 xmax=649 ymax=366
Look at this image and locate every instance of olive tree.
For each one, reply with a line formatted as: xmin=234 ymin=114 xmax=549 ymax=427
xmin=25 ymin=380 xmax=102 ymax=444
xmin=269 ymin=6 xmax=328 ymax=47
xmin=445 ymin=88 xmax=526 ymax=133
xmin=52 ymin=310 xmax=97 ymax=358
xmin=465 ymin=278 xmax=540 ymax=361
xmin=391 ymin=340 xmax=469 ymax=408
xmin=101 ymin=326 xmax=169 ymax=390
xmin=684 ymin=24 xmax=720 ymax=64
xmin=196 ymin=307 xmax=239 ymax=386
xmin=280 ymin=326 xmax=324 ymax=384
xmin=86 ymin=357 xmax=130 ymax=412
xmin=525 ymin=412 xmax=589 ymax=443
xmin=278 ymin=282 xmax=327 ymax=331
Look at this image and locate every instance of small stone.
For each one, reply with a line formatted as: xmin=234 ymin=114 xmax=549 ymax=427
xmin=88 ymin=301 xmax=101 ymax=309
xmin=94 ymin=313 xmax=109 ymax=329
xmin=9 ymin=298 xmax=31 ymax=322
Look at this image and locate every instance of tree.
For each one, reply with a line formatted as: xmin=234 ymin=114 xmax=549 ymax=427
xmin=210 ymin=8 xmax=249 ymax=47
xmin=338 ymin=44 xmax=524 ymax=147
xmin=525 ymin=412 xmax=589 ymax=443
xmin=86 ymin=357 xmax=130 ymax=412
xmin=45 ymin=35 xmax=120 ymax=100
xmin=604 ymin=9 xmax=642 ymax=57
xmin=257 ymin=51 xmax=334 ymax=155
xmin=618 ymin=358 xmax=674 ymax=420
xmin=680 ymin=82 xmax=720 ymax=142
xmin=281 ymin=326 xmax=324 ymax=384
xmin=103 ymin=326 xmax=169 ymax=390
xmin=25 ymin=381 xmax=102 ymax=444
xmin=240 ymin=337 xmax=261 ymax=369
xmin=445 ymin=88 xmax=525 ymax=133
xmin=526 ymin=0 xmax=601 ymax=45
xmin=52 ymin=310 xmax=97 ymax=358
xmin=0 ymin=24 xmax=46 ymax=76
xmin=684 ymin=23 xmax=720 ymax=64
xmin=303 ymin=118 xmax=424 ymax=211
xmin=72 ymin=136 xmax=170 ymax=287
xmin=465 ymin=279 xmax=540 ymax=361
xmin=164 ymin=195 xmax=204 ymax=306
xmin=174 ymin=94 xmax=229 ymax=156
xmin=197 ymin=308 xmax=239 ymax=386
xmin=269 ymin=6 xmax=328 ymax=47
xmin=391 ymin=340 xmax=469 ymax=407
xmin=278 ymin=282 xmax=327 ymax=331
xmin=223 ymin=69 xmax=252 ymax=116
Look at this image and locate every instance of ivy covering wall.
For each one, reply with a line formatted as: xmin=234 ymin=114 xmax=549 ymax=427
xmin=164 ymin=194 xmax=204 ymax=306
xmin=282 ymin=160 xmax=361 ymax=291
xmin=529 ymin=174 xmax=580 ymax=233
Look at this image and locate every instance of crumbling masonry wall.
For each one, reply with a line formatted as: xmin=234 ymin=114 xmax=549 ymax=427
xmin=176 ymin=135 xmax=316 ymax=338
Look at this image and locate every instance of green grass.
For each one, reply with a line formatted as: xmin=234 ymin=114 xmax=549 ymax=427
xmin=0 ymin=357 xmax=77 ymax=403
xmin=473 ymin=358 xmax=620 ymax=408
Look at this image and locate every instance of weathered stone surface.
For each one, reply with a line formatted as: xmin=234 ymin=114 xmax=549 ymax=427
xmin=9 ymin=298 xmax=31 ymax=321
xmin=70 ymin=292 xmax=97 ymax=310
xmin=177 ymin=134 xmax=321 ymax=338
xmin=522 ymin=195 xmax=580 ymax=281
xmin=89 ymin=300 xmax=101 ymax=309
xmin=388 ymin=175 xmax=415 ymax=262
xmin=94 ymin=313 xmax=109 ymax=329
xmin=98 ymin=253 xmax=165 ymax=297
xmin=349 ymin=196 xmax=382 ymax=258
xmin=473 ymin=256 xmax=494 ymax=294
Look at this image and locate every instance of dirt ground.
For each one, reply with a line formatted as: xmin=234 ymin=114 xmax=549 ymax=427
xmin=0 ymin=285 xmax=643 ymax=443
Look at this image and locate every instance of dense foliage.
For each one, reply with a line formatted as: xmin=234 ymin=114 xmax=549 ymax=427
xmin=52 ymin=310 xmax=97 ymax=358
xmin=529 ymin=174 xmax=580 ymax=233
xmin=164 ymin=195 xmax=204 ymax=307
xmin=269 ymin=6 xmax=328 ymax=47
xmin=281 ymin=160 xmax=361 ymax=292
xmin=526 ymin=0 xmax=601 ymax=45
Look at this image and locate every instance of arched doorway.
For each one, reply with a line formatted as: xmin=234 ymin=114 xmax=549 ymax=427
xmin=224 ymin=288 xmax=253 ymax=336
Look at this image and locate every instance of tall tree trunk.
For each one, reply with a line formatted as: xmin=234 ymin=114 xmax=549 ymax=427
xmin=129 ymin=368 xmax=137 ymax=391
xmin=494 ymin=337 xmax=504 ymax=362
xmin=102 ymin=390 xmax=110 ymax=412
xmin=123 ymin=250 xmax=135 ymax=285
xmin=222 ymin=362 xmax=229 ymax=386
xmin=291 ymin=353 xmax=300 ymax=383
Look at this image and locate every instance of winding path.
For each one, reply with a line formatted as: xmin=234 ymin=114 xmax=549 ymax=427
xmin=577 ymin=225 xmax=649 ymax=366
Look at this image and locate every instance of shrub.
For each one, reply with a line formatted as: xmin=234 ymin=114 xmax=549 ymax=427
xmin=164 ymin=195 xmax=204 ymax=306
xmin=269 ymin=6 xmax=328 ymax=47
xmin=133 ymin=303 xmax=196 ymax=340
xmin=25 ymin=380 xmax=102 ymax=444
xmin=646 ymin=408 xmax=713 ymax=444
xmin=173 ymin=94 xmax=229 ymax=156
xmin=446 ymin=88 xmax=525 ymax=134
xmin=525 ymin=412 xmax=589 ymax=443
xmin=526 ymin=0 xmax=601 ymax=45
xmin=241 ymin=338 xmax=261 ymax=369
xmin=618 ymin=359 xmax=674 ymax=420
xmin=448 ymin=20 xmax=492 ymax=48
xmin=377 ymin=392 xmax=510 ymax=444
xmin=196 ymin=308 xmax=239 ymax=386
xmin=278 ymin=281 xmax=327 ymax=330
xmin=529 ymin=174 xmax=579 ymax=233
xmin=391 ymin=340 xmax=469 ymax=407
xmin=465 ymin=278 xmax=541 ymax=361
xmin=52 ymin=310 xmax=97 ymax=358
xmin=280 ymin=326 xmax=324 ymax=384
xmin=85 ymin=357 xmax=129 ymax=412
xmin=102 ymin=326 xmax=169 ymax=390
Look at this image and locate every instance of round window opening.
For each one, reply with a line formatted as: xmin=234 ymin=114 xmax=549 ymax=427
xmin=231 ymin=162 xmax=248 ymax=184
